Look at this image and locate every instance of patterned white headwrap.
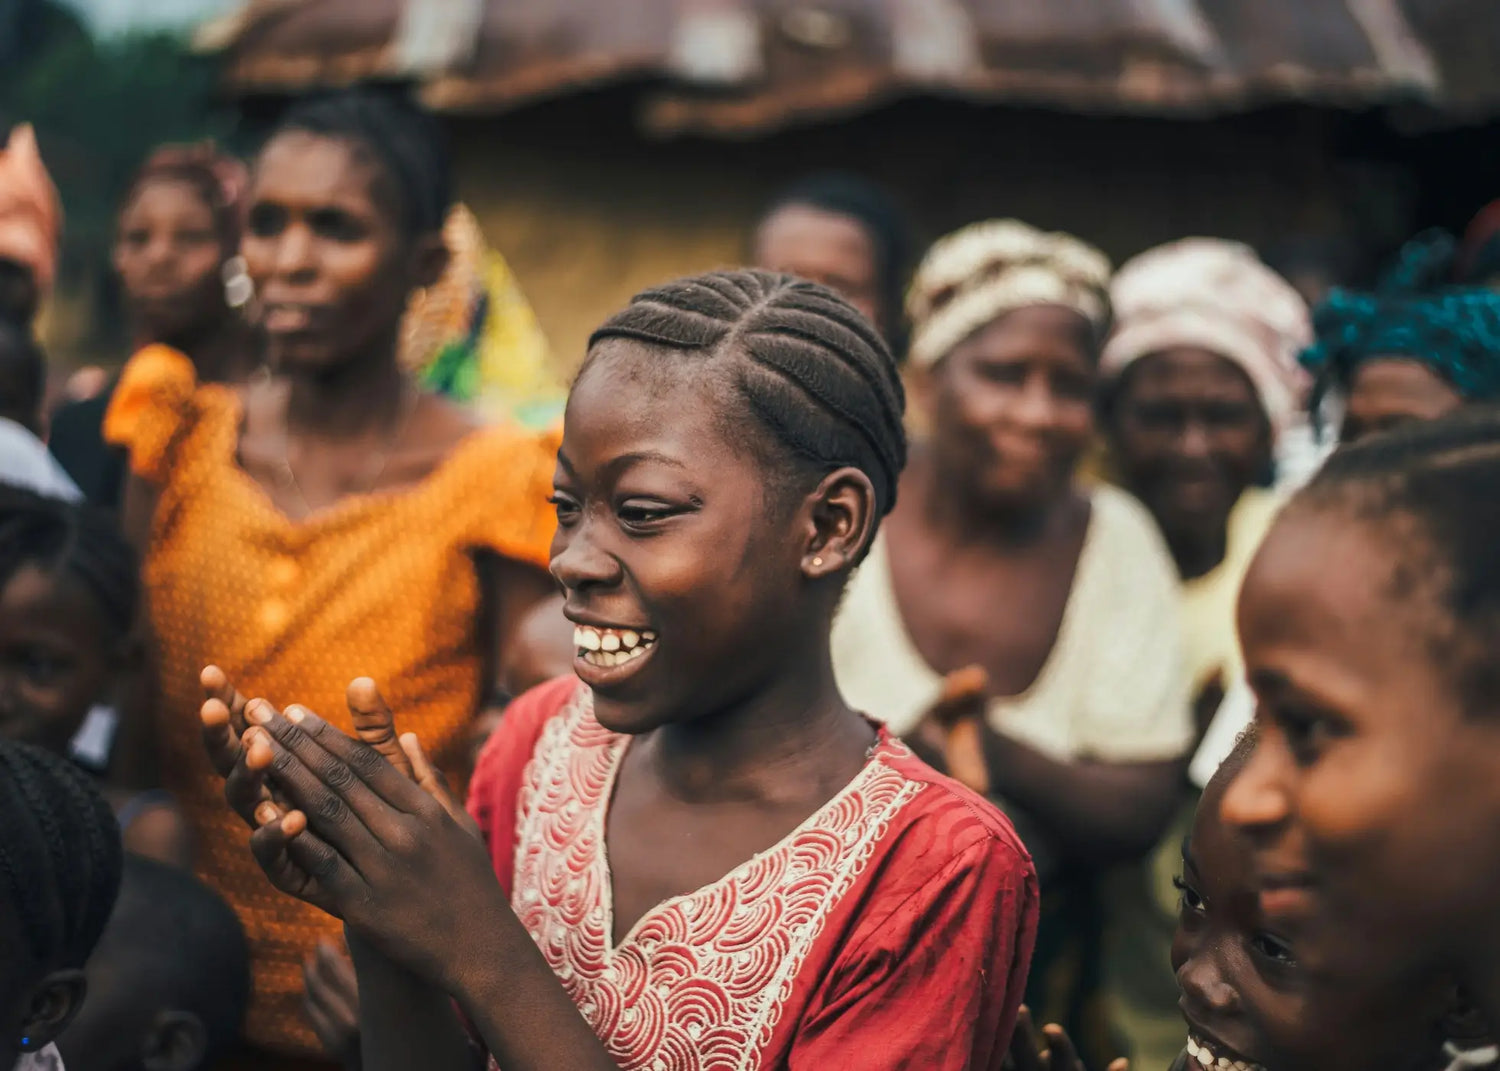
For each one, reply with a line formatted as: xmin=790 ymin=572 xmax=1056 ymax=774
xmin=1103 ymin=238 xmax=1312 ymax=439
xmin=907 ymin=219 xmax=1112 ymax=368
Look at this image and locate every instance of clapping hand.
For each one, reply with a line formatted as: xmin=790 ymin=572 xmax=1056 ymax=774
xmin=1005 ymin=1006 xmax=1130 ymax=1071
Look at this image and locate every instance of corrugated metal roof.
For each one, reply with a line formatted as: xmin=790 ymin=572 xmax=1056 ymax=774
xmin=197 ymin=0 xmax=1500 ymax=134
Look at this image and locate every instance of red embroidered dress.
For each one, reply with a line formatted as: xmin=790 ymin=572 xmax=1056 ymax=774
xmin=467 ymin=677 xmax=1040 ymax=1070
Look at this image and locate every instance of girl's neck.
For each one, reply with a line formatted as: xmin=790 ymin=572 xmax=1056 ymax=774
xmin=912 ymin=449 xmax=1073 ymax=550
xmin=283 ymin=344 xmax=409 ymax=439
xmin=647 ymin=633 xmax=874 ymax=806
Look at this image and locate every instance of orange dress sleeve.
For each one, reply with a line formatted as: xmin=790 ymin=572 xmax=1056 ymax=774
xmin=102 ymin=344 xmax=201 ymax=484
xmin=462 ymin=421 xmax=560 ymax=570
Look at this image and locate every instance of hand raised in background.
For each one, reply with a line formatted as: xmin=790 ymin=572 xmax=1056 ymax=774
xmin=1005 ymin=1006 xmax=1130 ymax=1071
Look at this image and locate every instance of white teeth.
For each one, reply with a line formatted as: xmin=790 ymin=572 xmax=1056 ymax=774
xmin=642 ymin=630 xmax=657 ymax=642
xmin=1187 ymin=1040 xmax=1200 ymax=1058
xmin=621 ymin=630 xmax=639 ymax=648
xmin=601 ymin=632 xmax=621 ymax=652
xmin=628 ymin=645 xmax=645 ymax=659
xmin=575 ymin=627 xmax=601 ymax=651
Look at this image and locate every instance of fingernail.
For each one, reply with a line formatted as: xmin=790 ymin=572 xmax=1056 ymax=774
xmin=246 ymin=701 xmax=272 ymax=725
xmin=286 ymin=705 xmax=306 ymax=724
xmin=255 ymin=802 xmax=279 ymax=826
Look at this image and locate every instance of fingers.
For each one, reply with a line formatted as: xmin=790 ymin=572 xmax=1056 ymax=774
xmin=1006 ymin=1006 xmax=1045 ymax=1071
xmin=242 ymin=705 xmax=387 ymax=864
xmin=254 ymin=700 xmax=428 ymax=817
xmin=1107 ymin=1061 xmax=1131 ymax=1071
xmin=1041 ymin=1024 xmax=1081 ymax=1071
xmin=201 ymin=665 xmax=252 ymax=735
xmin=346 ymin=677 xmax=414 ymax=780
xmin=250 ymin=811 xmax=353 ymax=917
xmin=303 ymin=940 xmax=360 ymax=1060
xmin=203 ymin=697 xmax=280 ymax=827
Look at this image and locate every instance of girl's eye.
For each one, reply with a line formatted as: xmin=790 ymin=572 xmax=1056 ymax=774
xmin=1173 ymin=875 xmax=1206 ymax=914
xmin=618 ymin=503 xmax=673 ymax=527
xmin=548 ymin=493 xmax=581 ymax=525
xmin=1250 ymin=931 xmax=1297 ymax=967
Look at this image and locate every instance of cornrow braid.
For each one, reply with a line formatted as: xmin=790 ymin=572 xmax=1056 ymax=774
xmin=587 ymin=270 xmax=907 ymax=521
xmin=0 ymin=739 xmax=122 ymax=969
xmin=1298 ymin=406 xmax=1500 ymax=714
xmin=271 ymin=88 xmax=451 ymax=238
xmin=0 ymin=484 xmax=139 ymax=637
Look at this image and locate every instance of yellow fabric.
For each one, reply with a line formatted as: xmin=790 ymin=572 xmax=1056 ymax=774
xmin=400 ymin=204 xmax=566 ymax=429
xmin=1179 ymin=487 xmax=1283 ymax=692
xmin=104 ymin=344 xmax=559 ymax=1055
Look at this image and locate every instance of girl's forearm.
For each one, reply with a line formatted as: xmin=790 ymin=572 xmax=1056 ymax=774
xmin=347 ymin=931 xmax=479 ymax=1071
xmin=449 ymin=909 xmax=622 ymax=1071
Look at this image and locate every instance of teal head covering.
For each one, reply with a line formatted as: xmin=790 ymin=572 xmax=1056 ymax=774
xmin=1301 ymin=230 xmax=1500 ymax=406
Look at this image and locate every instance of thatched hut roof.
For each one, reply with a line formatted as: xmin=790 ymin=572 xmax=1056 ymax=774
xmin=198 ymin=0 xmax=1500 ymax=134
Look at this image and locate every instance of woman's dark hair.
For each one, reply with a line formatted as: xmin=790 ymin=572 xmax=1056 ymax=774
xmin=587 ymin=269 xmax=907 ymax=529
xmin=0 ymin=484 xmax=139 ymax=637
xmin=1299 ymin=406 xmax=1500 ymax=713
xmin=269 ymin=88 xmax=452 ymax=238
xmin=758 ymin=173 xmax=911 ymax=356
xmin=0 ymin=739 xmax=122 ymax=970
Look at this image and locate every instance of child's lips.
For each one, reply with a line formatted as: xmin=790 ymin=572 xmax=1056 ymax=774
xmin=1256 ymin=872 xmax=1318 ymax=920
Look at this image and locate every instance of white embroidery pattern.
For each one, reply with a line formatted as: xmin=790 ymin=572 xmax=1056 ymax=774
xmin=507 ymin=687 xmax=922 ymax=1071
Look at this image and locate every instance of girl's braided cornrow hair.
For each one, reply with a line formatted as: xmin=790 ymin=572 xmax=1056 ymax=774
xmin=1299 ymin=406 xmax=1500 ymax=713
xmin=586 ymin=270 xmax=907 ymax=521
xmin=0 ymin=739 xmax=122 ymax=969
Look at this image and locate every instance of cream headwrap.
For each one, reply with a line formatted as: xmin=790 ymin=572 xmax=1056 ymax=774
xmin=0 ymin=125 xmax=62 ymax=298
xmin=907 ymin=219 xmax=1112 ymax=368
xmin=1102 ymin=238 xmax=1311 ymax=438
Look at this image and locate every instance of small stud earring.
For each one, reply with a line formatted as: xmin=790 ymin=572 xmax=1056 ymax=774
xmin=812 ymin=557 xmax=823 ymax=568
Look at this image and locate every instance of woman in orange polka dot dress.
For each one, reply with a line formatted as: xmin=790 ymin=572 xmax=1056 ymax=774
xmin=104 ymin=91 xmax=569 ymax=1064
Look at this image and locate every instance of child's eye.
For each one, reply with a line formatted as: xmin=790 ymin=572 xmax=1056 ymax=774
xmin=617 ymin=503 xmax=673 ymax=527
xmin=1274 ymin=706 xmax=1346 ymax=766
xmin=20 ymin=651 xmax=68 ymax=685
xmin=1250 ymin=931 xmax=1298 ymax=968
xmin=547 ymin=493 xmax=581 ymax=525
xmin=1173 ymin=875 xmax=1206 ymax=914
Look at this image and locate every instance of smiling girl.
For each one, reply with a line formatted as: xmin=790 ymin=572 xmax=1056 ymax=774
xmin=202 ymin=269 xmax=1039 ymax=1070
xmin=1221 ymin=409 xmax=1500 ymax=1041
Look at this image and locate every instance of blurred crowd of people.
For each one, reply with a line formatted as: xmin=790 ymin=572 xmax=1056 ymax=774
xmin=3 ymin=84 xmax=1500 ymax=1071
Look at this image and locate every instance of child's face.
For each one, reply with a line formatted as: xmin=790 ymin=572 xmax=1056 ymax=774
xmin=1173 ymin=770 xmax=1443 ymax=1071
xmin=1221 ymin=505 xmax=1500 ymax=992
xmin=549 ymin=344 xmax=822 ymax=734
xmin=0 ymin=566 xmax=119 ymax=754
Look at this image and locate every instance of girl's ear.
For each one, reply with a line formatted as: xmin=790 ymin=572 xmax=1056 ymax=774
xmin=20 ymin=970 xmax=86 ymax=1053
xmin=801 ymin=466 xmax=878 ymax=580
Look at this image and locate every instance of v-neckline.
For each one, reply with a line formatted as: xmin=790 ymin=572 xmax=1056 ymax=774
xmin=217 ymin=386 xmax=492 ymax=532
xmin=589 ymin=708 xmax=891 ymax=956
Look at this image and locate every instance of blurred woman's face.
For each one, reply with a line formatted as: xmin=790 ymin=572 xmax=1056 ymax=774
xmin=242 ymin=131 xmax=413 ymax=375
xmin=919 ymin=305 xmax=1096 ymax=514
xmin=113 ymin=177 xmax=226 ymax=344
xmin=753 ymin=205 xmax=883 ymax=334
xmin=1340 ymin=357 xmax=1463 ymax=444
xmin=1110 ymin=348 xmax=1270 ymax=571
